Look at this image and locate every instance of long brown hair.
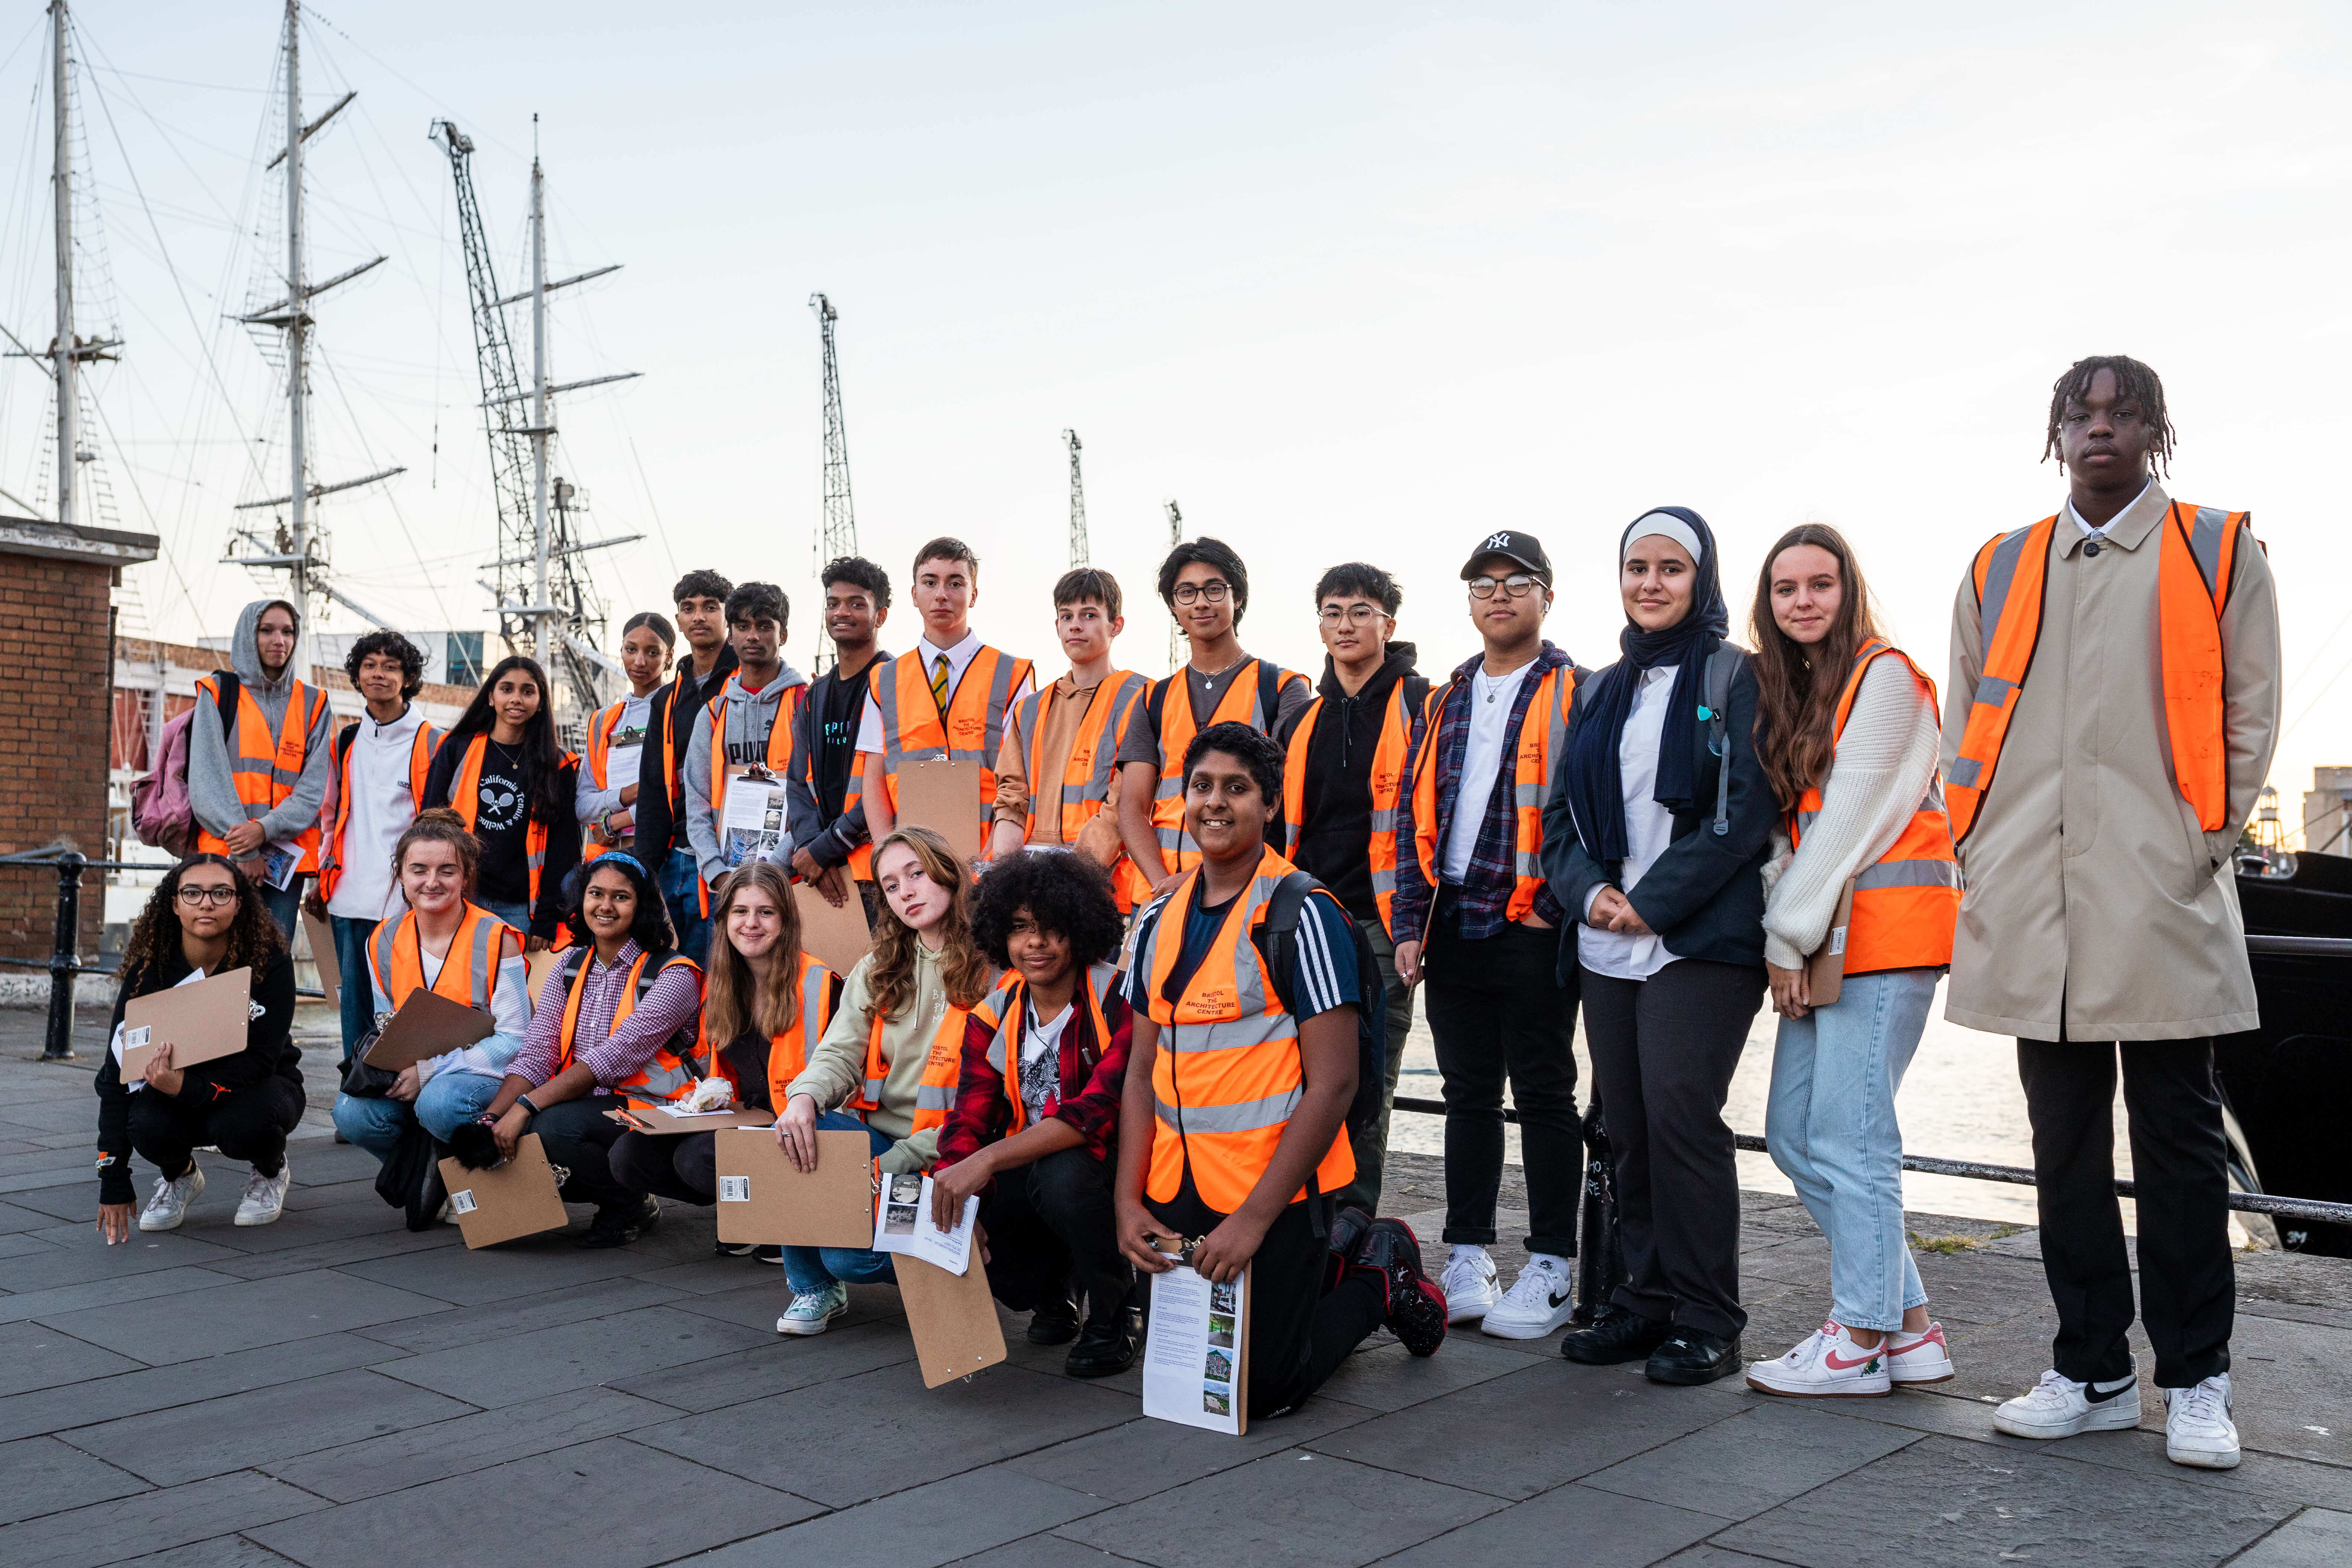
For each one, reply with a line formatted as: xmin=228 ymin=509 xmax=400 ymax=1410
xmin=865 ymin=827 xmax=991 ymax=1021
xmin=705 ymin=862 xmax=809 ymax=1042
xmin=390 ymin=806 xmax=481 ymax=895
xmin=120 ymin=854 xmax=288 ymax=992
xmin=1748 ymin=523 xmax=1885 ymax=811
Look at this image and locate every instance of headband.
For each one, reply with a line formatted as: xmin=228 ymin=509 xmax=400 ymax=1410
xmin=1622 ymin=512 xmax=1706 ymax=567
xmin=590 ymin=852 xmax=648 ymax=880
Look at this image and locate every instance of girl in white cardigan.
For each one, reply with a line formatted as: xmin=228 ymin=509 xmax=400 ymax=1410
xmin=1746 ymin=525 xmax=1962 ymax=1399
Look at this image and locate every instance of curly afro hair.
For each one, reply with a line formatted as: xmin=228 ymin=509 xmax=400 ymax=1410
xmin=971 ymin=850 xmax=1126 ymax=971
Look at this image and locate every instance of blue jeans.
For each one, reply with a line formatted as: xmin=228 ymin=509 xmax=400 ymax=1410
xmin=332 ymin=1069 xmax=504 ymax=1163
xmin=780 ymin=1112 xmax=897 ymax=1296
xmin=481 ymin=898 xmax=531 ymax=936
xmin=261 ymin=880 xmax=302 ymax=944
xmin=660 ymin=848 xmax=711 ymax=965
xmin=331 ymin=914 xmax=379 ymax=1064
xmin=1766 ymin=967 xmax=1937 ymax=1332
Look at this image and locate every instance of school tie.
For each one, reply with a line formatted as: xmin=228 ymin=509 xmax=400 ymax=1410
xmin=930 ymin=653 xmax=952 ymax=715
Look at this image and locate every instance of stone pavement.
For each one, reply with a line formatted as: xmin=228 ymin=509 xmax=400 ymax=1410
xmin=0 ymin=1004 xmax=2348 ymax=1568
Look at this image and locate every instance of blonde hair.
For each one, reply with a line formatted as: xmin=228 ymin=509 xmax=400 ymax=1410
xmin=705 ymin=862 xmax=808 ymax=1042
xmin=866 ymin=826 xmax=990 ymax=1020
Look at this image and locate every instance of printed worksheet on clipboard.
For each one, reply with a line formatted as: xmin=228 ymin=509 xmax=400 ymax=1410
xmin=1141 ymin=1241 xmax=1248 ymax=1435
xmin=720 ymin=764 xmax=790 ymax=867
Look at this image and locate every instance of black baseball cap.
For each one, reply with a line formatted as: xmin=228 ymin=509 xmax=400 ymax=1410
xmin=1459 ymin=530 xmax=1552 ymax=584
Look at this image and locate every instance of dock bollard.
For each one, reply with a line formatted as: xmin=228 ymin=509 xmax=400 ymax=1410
xmin=42 ymin=853 xmax=82 ymax=1062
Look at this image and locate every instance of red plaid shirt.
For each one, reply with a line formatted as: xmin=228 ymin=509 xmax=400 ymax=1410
xmin=935 ymin=980 xmax=1133 ymax=1171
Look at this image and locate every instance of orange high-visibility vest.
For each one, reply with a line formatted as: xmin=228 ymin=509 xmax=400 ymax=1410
xmin=1788 ymin=639 xmax=1961 ymax=976
xmin=319 ymin=718 xmax=440 ymax=900
xmin=1404 ymin=662 xmax=1577 ymax=941
xmin=869 ymin=645 xmax=1033 ymax=849
xmin=1137 ymin=844 xmax=1355 ymax=1214
xmin=580 ymin=702 xmax=624 ymax=867
xmin=364 ymin=901 xmax=522 ymax=1023
xmin=697 ymin=675 xmax=804 ymax=914
xmin=848 ymin=988 xmax=970 ymax=1134
xmin=1949 ymin=503 xmax=2251 ymax=843
xmin=552 ymin=944 xmax=705 ymax=1106
xmin=1010 ymin=672 xmax=1148 ymax=847
xmin=1122 ymin=661 xmax=1289 ymax=906
xmin=194 ymin=673 xmax=329 ymax=873
xmin=704 ymin=948 xmax=839 ymax=1109
xmin=1282 ymin=682 xmax=1420 ymax=936
xmin=444 ymin=733 xmax=556 ymax=913
xmin=968 ymin=963 xmax=1119 ymax=1134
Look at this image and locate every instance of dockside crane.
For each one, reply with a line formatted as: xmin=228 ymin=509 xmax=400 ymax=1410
xmin=1164 ymin=498 xmax=1183 ymax=669
xmin=1065 ymin=429 xmax=1088 ymax=567
xmin=810 ymin=293 xmax=857 ymax=671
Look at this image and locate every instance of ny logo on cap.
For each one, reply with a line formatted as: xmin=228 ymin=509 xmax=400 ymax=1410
xmin=1484 ymin=532 xmax=1512 ymax=550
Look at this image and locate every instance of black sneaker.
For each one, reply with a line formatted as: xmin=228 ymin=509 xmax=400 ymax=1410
xmin=581 ymin=1194 xmax=660 ymax=1249
xmin=1027 ymin=1289 xmax=1081 ymax=1346
xmin=753 ymin=1244 xmax=783 ymax=1265
xmin=1065 ymin=1306 xmax=1144 ymax=1377
xmin=1351 ymin=1218 xmax=1447 ymax=1357
xmin=715 ymin=1239 xmax=759 ymax=1257
xmin=1560 ymin=1305 xmax=1672 ymax=1365
xmin=1646 ymin=1327 xmax=1742 ymax=1386
xmin=1322 ymin=1205 xmax=1376 ymax=1295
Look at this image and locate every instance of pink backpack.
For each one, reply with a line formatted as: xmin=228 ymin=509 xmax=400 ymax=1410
xmin=130 ymin=674 xmax=238 ymax=857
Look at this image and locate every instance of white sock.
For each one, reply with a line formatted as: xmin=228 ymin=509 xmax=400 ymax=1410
xmin=1528 ymin=1252 xmax=1573 ymax=1277
xmin=1448 ymin=1244 xmax=1490 ymax=1270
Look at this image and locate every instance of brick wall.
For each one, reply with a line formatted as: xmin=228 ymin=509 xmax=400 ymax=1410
xmin=0 ymin=552 xmax=116 ymax=971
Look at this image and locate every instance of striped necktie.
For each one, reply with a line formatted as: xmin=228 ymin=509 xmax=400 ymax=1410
xmin=930 ymin=652 xmax=952 ymax=714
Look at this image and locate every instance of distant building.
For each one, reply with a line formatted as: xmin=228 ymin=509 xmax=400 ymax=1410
xmin=2301 ymin=767 xmax=2352 ymax=853
xmin=197 ymin=627 xmax=488 ymax=690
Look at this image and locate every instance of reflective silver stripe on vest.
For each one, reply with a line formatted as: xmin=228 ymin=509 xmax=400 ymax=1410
xmin=465 ymin=913 xmax=500 ymax=1010
xmin=1973 ymin=675 xmax=2017 ymax=708
xmin=368 ymin=917 xmax=402 ymax=1014
xmin=1088 ymin=961 xmax=1118 ymax=1012
xmin=1370 ymin=867 xmax=1397 ymax=895
xmin=985 ymin=1005 xmax=1016 ymax=1075
xmin=2188 ymin=505 xmax=2231 ymax=599
xmin=914 ymin=1083 xmax=956 ymax=1111
xmin=1946 ymin=754 xmax=1982 ymax=788
xmin=1159 ymin=1010 xmax=1294 ymax=1054
xmin=1153 ymin=1088 xmax=1301 ymax=1135
xmin=875 ymin=662 xmax=919 ymax=763
xmin=801 ymin=963 xmax=830 ymax=1041
xmin=1919 ymin=776 xmax=1945 ymax=812
xmin=634 ymin=1058 xmax=696 ymax=1099
xmin=1852 ymin=858 xmax=1964 ymax=893
xmin=1083 ymin=675 xmax=1146 ymax=801
xmin=862 ymin=1077 xmax=886 ymax=1102
xmin=1975 ymin=523 xmax=2038 ymax=659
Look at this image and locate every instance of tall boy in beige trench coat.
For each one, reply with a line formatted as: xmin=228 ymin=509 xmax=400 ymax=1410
xmin=1943 ymin=355 xmax=2279 ymax=1472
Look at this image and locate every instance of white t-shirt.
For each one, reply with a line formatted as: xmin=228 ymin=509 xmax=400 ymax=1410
xmin=1440 ymin=658 xmax=1537 ymax=884
xmin=1019 ymin=999 xmax=1072 ymax=1123
xmin=1577 ymin=663 xmax=1680 ymax=981
xmin=326 ymin=705 xmax=429 ymax=923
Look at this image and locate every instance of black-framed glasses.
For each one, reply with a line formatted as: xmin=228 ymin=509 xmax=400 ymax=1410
xmin=1467 ymin=573 xmax=1542 ymax=600
xmin=175 ymin=885 xmax=238 ymax=907
xmin=1318 ymin=604 xmax=1384 ymax=626
xmin=1171 ymin=580 xmax=1231 ymax=605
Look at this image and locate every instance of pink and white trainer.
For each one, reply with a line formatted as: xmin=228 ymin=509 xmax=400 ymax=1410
xmin=1886 ymin=1321 xmax=1956 ymax=1385
xmin=1745 ymin=1321 xmax=1893 ymax=1399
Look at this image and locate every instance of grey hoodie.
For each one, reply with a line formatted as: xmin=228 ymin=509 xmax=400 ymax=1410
xmin=187 ymin=598 xmax=336 ymax=854
xmin=683 ymin=662 xmax=809 ymax=884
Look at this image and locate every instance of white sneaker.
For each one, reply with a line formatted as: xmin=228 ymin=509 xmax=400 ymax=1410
xmin=2162 ymin=1374 xmax=2240 ymax=1469
xmin=1993 ymin=1369 xmax=2141 ymax=1439
xmin=1439 ymin=1250 xmax=1499 ymax=1324
xmin=138 ymin=1163 xmax=205 ymax=1231
xmin=1746 ymin=1321 xmax=1892 ymax=1399
xmin=234 ymin=1162 xmax=290 ymax=1227
xmin=1479 ymin=1256 xmax=1576 ymax=1339
xmin=1886 ymin=1321 xmax=1956 ymax=1384
xmin=776 ymin=1282 xmax=848 ymax=1336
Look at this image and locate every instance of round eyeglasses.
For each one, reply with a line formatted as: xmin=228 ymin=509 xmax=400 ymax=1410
xmin=1467 ymin=573 xmax=1542 ymax=600
xmin=1171 ymin=580 xmax=1232 ymax=605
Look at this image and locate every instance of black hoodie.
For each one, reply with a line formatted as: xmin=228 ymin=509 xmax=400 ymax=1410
xmin=1293 ymin=641 xmax=1425 ymax=928
xmin=633 ymin=643 xmax=740 ymax=862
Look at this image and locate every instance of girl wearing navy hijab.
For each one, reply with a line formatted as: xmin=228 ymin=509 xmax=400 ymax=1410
xmin=1540 ymin=507 xmax=1776 ymax=1387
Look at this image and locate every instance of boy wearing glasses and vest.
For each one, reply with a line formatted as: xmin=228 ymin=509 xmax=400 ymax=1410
xmin=1115 ymin=538 xmax=1313 ymax=905
xmin=188 ymin=599 xmax=335 ymax=939
xmin=1282 ymin=563 xmax=1429 ymax=1213
xmin=683 ymin=583 xmax=808 ymax=900
xmin=1947 ymin=356 xmax=2278 ymax=1470
xmin=858 ymin=538 xmax=1036 ymax=858
xmin=1390 ymin=530 xmax=1587 ymax=1340
xmin=1117 ymin=721 xmax=1448 ymax=1421
xmin=987 ymin=568 xmax=1148 ymax=886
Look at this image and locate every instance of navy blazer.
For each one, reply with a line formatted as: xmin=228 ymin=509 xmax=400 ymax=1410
xmin=1539 ymin=647 xmax=1776 ymax=975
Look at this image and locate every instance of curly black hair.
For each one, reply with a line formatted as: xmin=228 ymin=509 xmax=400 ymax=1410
xmin=120 ymin=854 xmax=288 ymax=994
xmin=971 ymin=850 xmax=1126 ymax=970
xmin=560 ymin=854 xmax=677 ymax=954
xmin=1182 ymin=720 xmax=1283 ymax=806
xmin=344 ymin=630 xmax=426 ymax=700
xmin=822 ymin=555 xmax=892 ymax=610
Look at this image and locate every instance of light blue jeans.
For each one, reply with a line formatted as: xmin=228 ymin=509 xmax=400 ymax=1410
xmin=1765 ymin=967 xmax=1937 ymax=1332
xmin=332 ymin=1069 xmax=504 ymax=1164
xmin=780 ymin=1112 xmax=897 ymax=1296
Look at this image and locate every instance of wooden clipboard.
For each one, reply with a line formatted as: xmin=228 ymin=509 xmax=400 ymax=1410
xmin=525 ymin=946 xmax=562 ymax=1007
xmin=302 ymin=910 xmax=341 ymax=1008
xmin=1806 ymin=879 xmax=1856 ymax=1009
xmin=439 ymin=1133 xmax=571 ymax=1249
xmin=793 ymin=882 xmax=873 ymax=978
xmin=897 ymin=1252 xmax=1007 ymax=1387
xmin=894 ymin=757 xmax=983 ymax=864
xmin=712 ymin=1127 xmax=874 ymax=1246
xmin=606 ymin=1105 xmax=776 ymax=1136
xmin=364 ymin=986 xmax=495 ymax=1071
xmin=121 ymin=967 xmax=253 ymax=1082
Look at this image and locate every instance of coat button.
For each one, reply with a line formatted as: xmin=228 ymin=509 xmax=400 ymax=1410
xmin=2084 ymin=540 xmax=2102 ymax=557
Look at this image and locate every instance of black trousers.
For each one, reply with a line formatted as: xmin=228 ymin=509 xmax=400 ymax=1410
xmin=530 ymin=1094 xmax=639 ymax=1212
xmin=129 ymin=1076 xmax=303 ymax=1180
xmin=1579 ymin=958 xmax=1763 ymax=1341
xmin=1146 ymin=1192 xmax=1385 ymax=1420
xmin=976 ymin=1145 xmax=1129 ymax=1314
xmin=610 ymin=1129 xmax=717 ymax=1205
xmin=1424 ymin=911 xmax=1582 ymax=1255
xmin=2017 ymin=1036 xmax=2233 ymax=1388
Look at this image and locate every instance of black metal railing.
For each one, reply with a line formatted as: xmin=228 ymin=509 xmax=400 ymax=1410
xmin=1387 ymin=1094 xmax=2352 ymax=1230
xmin=0 ymin=851 xmax=328 ymax=1061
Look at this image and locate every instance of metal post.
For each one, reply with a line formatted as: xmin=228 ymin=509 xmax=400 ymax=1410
xmin=43 ymin=853 xmax=82 ymax=1061
xmin=51 ymin=0 xmax=73 ymax=533
xmin=529 ymin=139 xmax=550 ymax=667
xmin=283 ymin=0 xmax=307 ymax=602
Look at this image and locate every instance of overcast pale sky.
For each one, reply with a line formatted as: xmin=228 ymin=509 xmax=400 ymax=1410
xmin=6 ymin=1 xmax=2351 ymax=834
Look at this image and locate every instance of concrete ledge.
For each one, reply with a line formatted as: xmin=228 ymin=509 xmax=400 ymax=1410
xmin=0 ymin=513 xmax=158 ymax=568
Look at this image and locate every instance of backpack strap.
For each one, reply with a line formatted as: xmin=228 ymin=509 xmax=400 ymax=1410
xmin=1257 ymin=661 xmax=1286 ymax=736
xmin=1251 ymin=871 xmax=1315 ymax=1021
xmin=1702 ymin=646 xmax=1739 ymax=837
xmin=212 ymin=670 xmax=241 ymax=743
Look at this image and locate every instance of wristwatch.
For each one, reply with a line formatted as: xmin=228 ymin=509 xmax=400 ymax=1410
xmin=516 ymin=1094 xmax=542 ymax=1118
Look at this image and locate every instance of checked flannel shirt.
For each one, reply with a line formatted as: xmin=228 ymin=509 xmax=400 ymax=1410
xmin=933 ymin=984 xmax=1134 ymax=1173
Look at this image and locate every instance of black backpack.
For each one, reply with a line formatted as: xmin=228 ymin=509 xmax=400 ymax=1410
xmin=1250 ymin=870 xmax=1387 ymax=1147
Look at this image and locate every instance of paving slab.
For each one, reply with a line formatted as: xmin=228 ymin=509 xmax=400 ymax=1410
xmin=195 ymin=1222 xmax=462 ymax=1282
xmin=348 ymin=1274 xmax=689 ymax=1354
xmin=331 ymin=1233 xmax=662 ymax=1306
xmin=63 ymin=1367 xmax=477 ymax=1486
xmin=667 ymin=1273 xmax=907 ymax=1333
xmin=2038 ymin=1425 xmax=2352 ymax=1514
xmin=0 ymin=1266 xmax=246 ymax=1325
xmin=0 ymin=1229 xmax=248 ymax=1291
xmin=108 ymin=1537 xmax=305 ymax=1568
xmin=1716 ymin=1433 xmax=2295 ymax=1567
xmin=605 ymin=1319 xmax=918 ymax=1413
xmin=1311 ymin=1327 xmax=1539 ymax=1411
xmin=683 ymin=1465 xmax=1107 ymax=1568
xmin=0 ymin=1318 xmax=145 ymax=1395
xmin=370 ymin=1301 xmax=774 ymax=1407
xmin=1053 ymin=1450 xmax=1507 ymax=1567
xmin=2231 ymin=1507 xmax=2352 ymax=1568
xmin=261 ymin=1386 xmax=682 ymax=1502
xmin=637 ymin=1360 xmax=1136 ymax=1507
xmin=0 ymin=1198 xmax=65 ymax=1232
xmin=0 ymin=1470 xmax=329 ymax=1568
xmin=1381 ymin=1480 xmax=1725 ymax=1565
xmin=998 ymin=1397 xmax=1375 ymax=1504
xmin=0 ymin=1433 xmax=150 ymax=1524
xmin=1581 ymin=1400 xmax=1923 ymax=1522
xmin=0 ymin=1331 xmax=401 ymax=1444
xmin=943 ymin=1536 xmax=1144 ymax=1567
xmin=51 ymin=1269 xmax=450 ymax=1363
xmin=247 ymin=1436 xmax=819 ymax=1568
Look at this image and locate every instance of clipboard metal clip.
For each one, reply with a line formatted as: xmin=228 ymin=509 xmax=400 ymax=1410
xmin=1145 ymin=1232 xmax=1200 ymax=1266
